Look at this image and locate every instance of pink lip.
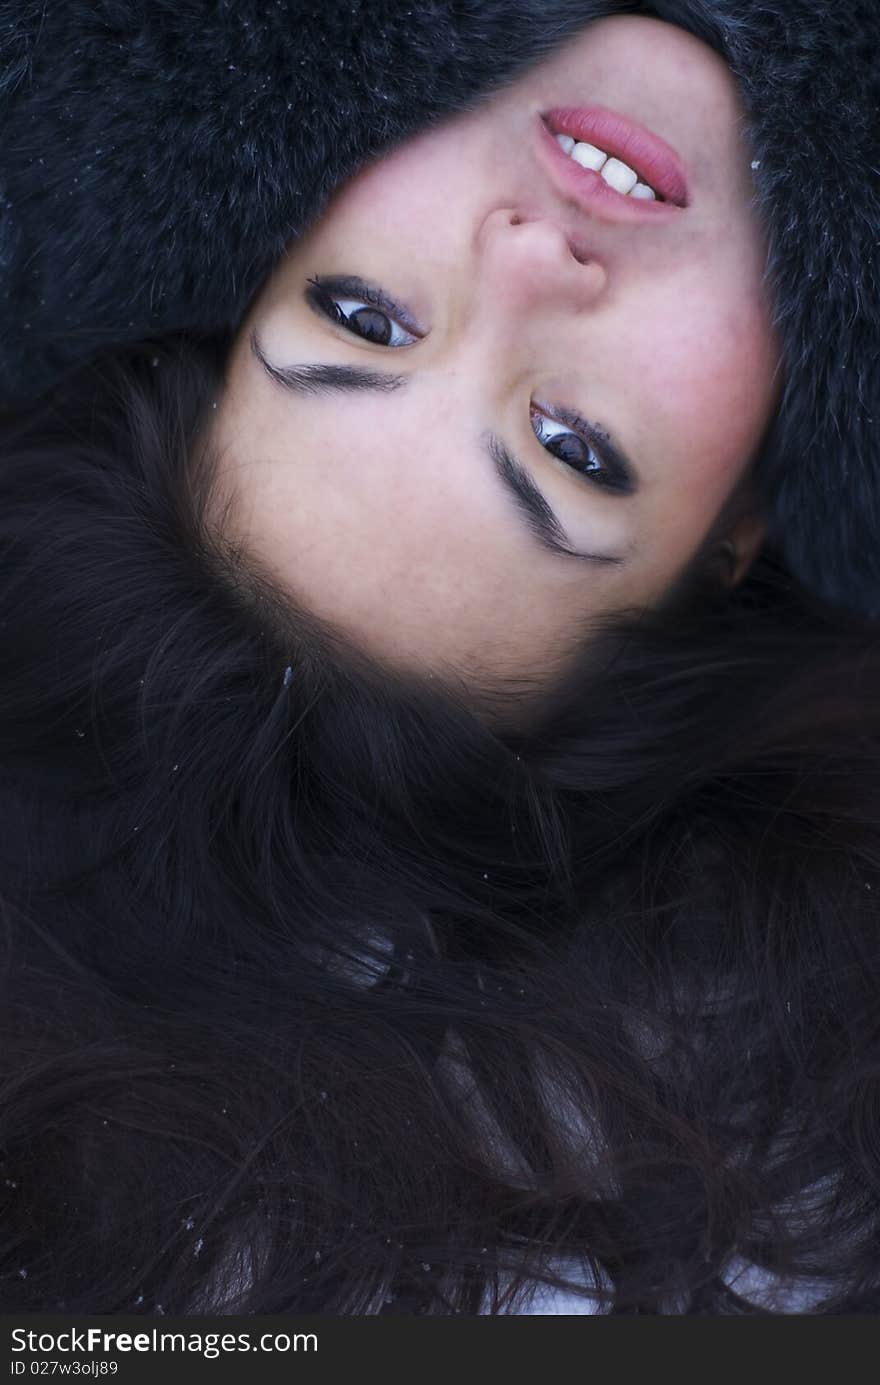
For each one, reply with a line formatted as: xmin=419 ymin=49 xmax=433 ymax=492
xmin=536 ymin=105 xmax=689 ymax=223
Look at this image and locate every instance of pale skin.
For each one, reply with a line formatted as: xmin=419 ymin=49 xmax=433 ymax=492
xmin=202 ymin=14 xmax=782 ymax=695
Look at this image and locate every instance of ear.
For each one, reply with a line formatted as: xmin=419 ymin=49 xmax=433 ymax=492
xmin=721 ymin=510 xmax=767 ymax=588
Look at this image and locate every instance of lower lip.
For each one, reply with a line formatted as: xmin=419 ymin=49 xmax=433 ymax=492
xmin=535 ymin=115 xmax=685 ymax=223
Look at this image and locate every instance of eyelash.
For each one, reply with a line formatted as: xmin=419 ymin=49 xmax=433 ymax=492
xmin=304 ymin=275 xmax=628 ymax=493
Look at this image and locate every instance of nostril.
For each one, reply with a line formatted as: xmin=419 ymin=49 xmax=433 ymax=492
xmin=506 ymin=211 xmax=592 ymax=265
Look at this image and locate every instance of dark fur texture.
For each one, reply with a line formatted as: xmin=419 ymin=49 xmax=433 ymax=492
xmin=1 ymin=0 xmax=878 ymax=616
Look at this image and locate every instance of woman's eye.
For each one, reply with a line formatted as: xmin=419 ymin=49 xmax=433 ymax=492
xmin=305 ymin=277 xmax=418 ymax=347
xmin=530 ymin=407 xmax=621 ymax=491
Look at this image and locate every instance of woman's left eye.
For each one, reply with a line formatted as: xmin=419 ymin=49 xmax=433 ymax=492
xmin=305 ymin=276 xmax=418 ymax=347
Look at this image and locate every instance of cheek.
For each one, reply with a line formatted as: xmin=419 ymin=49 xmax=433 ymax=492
xmin=614 ymin=289 xmax=777 ymax=578
xmin=326 ymin=152 xmax=415 ymax=229
xmin=633 ymin=286 xmax=776 ymax=493
xmin=318 ymin=121 xmax=481 ymax=257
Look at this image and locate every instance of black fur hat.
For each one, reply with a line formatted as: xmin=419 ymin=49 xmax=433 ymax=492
xmin=1 ymin=0 xmax=877 ymax=618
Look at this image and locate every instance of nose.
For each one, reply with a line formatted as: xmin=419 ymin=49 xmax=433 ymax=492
xmin=477 ymin=206 xmax=607 ymax=314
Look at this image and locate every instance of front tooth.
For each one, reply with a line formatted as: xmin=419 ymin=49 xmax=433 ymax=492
xmin=557 ymin=135 xmax=660 ymax=199
xmin=599 ymin=157 xmax=639 ymax=195
xmin=570 ymin=141 xmax=608 ymax=172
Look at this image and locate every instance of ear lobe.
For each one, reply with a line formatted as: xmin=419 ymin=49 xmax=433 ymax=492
xmin=722 ymin=511 xmax=767 ymax=588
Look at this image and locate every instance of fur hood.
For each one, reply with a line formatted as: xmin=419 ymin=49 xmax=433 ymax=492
xmin=1 ymin=0 xmax=877 ymax=618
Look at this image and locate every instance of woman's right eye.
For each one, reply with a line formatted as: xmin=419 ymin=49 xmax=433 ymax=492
xmin=304 ymin=277 xmax=418 ymax=348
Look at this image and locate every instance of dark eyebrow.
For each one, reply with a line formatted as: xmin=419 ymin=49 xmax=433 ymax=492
xmin=250 ymin=328 xmax=630 ymax=566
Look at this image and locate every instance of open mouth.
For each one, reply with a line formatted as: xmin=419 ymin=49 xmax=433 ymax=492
xmin=541 ymin=106 xmax=690 ymax=209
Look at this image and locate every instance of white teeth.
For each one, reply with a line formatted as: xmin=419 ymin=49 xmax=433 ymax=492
xmin=555 ymin=131 xmax=661 ymax=200
xmin=570 ymin=140 xmax=607 ymax=172
xmin=599 ymin=156 xmax=639 ymax=195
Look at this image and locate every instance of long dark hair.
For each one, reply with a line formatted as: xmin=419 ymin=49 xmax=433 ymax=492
xmin=2 ymin=331 xmax=879 ymax=1315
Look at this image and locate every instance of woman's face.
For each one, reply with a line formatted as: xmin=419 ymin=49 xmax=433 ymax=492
xmin=204 ymin=14 xmax=781 ymax=690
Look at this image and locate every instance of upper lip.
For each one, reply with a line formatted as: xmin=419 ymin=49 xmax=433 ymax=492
xmin=542 ymin=104 xmax=690 ymax=208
